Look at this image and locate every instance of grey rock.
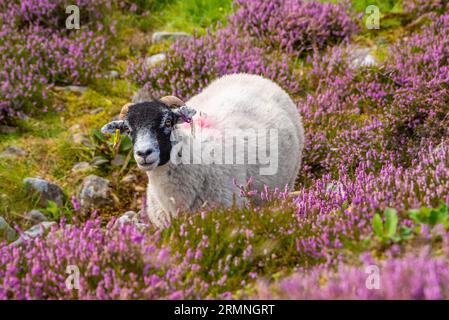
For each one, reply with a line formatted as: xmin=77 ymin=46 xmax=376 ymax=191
xmin=115 ymin=211 xmax=148 ymax=231
xmin=89 ymin=107 xmax=104 ymax=115
xmin=68 ymin=124 xmax=81 ymax=133
xmin=0 ymin=125 xmax=19 ymax=134
xmin=111 ymin=154 xmax=126 ymax=167
xmin=151 ymin=32 xmax=189 ymax=44
xmin=0 ymin=146 xmax=28 ymax=158
xmin=121 ymin=174 xmax=137 ymax=184
xmin=71 ymin=161 xmax=92 ymax=173
xmin=0 ymin=217 xmax=18 ymax=242
xmin=12 ymin=221 xmax=56 ymax=246
xmin=107 ymin=70 xmax=120 ymax=79
xmin=72 ymin=133 xmax=89 ymax=145
xmin=145 ymin=53 xmax=166 ymax=67
xmin=55 ymin=85 xmax=88 ymax=95
xmin=78 ymin=175 xmax=113 ymax=209
xmin=23 ymin=178 xmax=65 ymax=207
xmin=349 ymin=47 xmax=377 ymax=68
xmin=26 ymin=210 xmax=48 ymax=224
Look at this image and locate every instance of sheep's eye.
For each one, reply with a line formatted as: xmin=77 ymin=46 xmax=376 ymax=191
xmin=123 ymin=125 xmax=131 ymax=134
xmin=165 ymin=119 xmax=172 ymax=128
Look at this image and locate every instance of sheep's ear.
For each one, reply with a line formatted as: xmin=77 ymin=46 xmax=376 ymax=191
xmin=173 ymin=106 xmax=197 ymax=124
xmin=101 ymin=120 xmax=126 ymax=134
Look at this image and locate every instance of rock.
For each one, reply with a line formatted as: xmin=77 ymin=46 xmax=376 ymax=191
xmin=107 ymin=70 xmax=120 ymax=79
xmin=72 ymin=133 xmax=89 ymax=145
xmin=23 ymin=178 xmax=65 ymax=207
xmin=26 ymin=210 xmax=48 ymax=224
xmin=55 ymin=85 xmax=88 ymax=95
xmin=78 ymin=175 xmax=113 ymax=209
xmin=151 ymin=31 xmax=189 ymax=44
xmin=71 ymin=161 xmax=92 ymax=173
xmin=0 ymin=125 xmax=19 ymax=134
xmin=0 ymin=146 xmax=28 ymax=159
xmin=114 ymin=211 xmax=148 ymax=231
xmin=145 ymin=53 xmax=167 ymax=67
xmin=12 ymin=221 xmax=56 ymax=246
xmin=89 ymin=107 xmax=104 ymax=115
xmin=0 ymin=217 xmax=18 ymax=242
xmin=121 ymin=174 xmax=137 ymax=184
xmin=69 ymin=124 xmax=81 ymax=133
xmin=111 ymin=154 xmax=126 ymax=167
xmin=350 ymin=47 xmax=377 ymax=68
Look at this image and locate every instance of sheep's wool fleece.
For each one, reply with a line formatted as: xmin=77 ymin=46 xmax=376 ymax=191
xmin=145 ymin=73 xmax=304 ymax=227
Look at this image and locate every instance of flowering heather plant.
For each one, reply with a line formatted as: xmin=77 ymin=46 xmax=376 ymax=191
xmin=2 ymin=0 xmax=449 ymax=301
xmin=0 ymin=219 xmax=208 ymax=299
xmin=126 ymin=0 xmax=356 ymax=99
xmin=0 ymin=1 xmax=113 ymax=123
xmin=252 ymin=248 xmax=449 ymax=299
xmin=232 ymin=0 xmax=357 ymax=56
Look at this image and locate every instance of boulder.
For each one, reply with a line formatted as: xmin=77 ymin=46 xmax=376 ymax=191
xmin=145 ymin=53 xmax=167 ymax=67
xmin=0 ymin=217 xmax=18 ymax=242
xmin=71 ymin=161 xmax=92 ymax=173
xmin=151 ymin=31 xmax=189 ymax=44
xmin=114 ymin=211 xmax=148 ymax=231
xmin=78 ymin=175 xmax=113 ymax=209
xmin=12 ymin=221 xmax=56 ymax=246
xmin=23 ymin=177 xmax=65 ymax=207
xmin=26 ymin=210 xmax=48 ymax=224
xmin=0 ymin=146 xmax=28 ymax=158
xmin=349 ymin=47 xmax=377 ymax=68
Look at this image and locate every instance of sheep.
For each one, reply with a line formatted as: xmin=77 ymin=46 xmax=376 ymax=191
xmin=102 ymin=73 xmax=304 ymax=228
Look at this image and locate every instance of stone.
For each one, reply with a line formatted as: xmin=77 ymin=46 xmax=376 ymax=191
xmin=151 ymin=31 xmax=189 ymax=44
xmin=78 ymin=175 xmax=113 ymax=209
xmin=108 ymin=70 xmax=120 ymax=79
xmin=23 ymin=177 xmax=65 ymax=207
xmin=12 ymin=221 xmax=56 ymax=246
xmin=0 ymin=146 xmax=28 ymax=158
xmin=0 ymin=217 xmax=18 ymax=242
xmin=55 ymin=85 xmax=88 ymax=95
xmin=145 ymin=53 xmax=167 ymax=67
xmin=121 ymin=174 xmax=137 ymax=184
xmin=111 ymin=154 xmax=126 ymax=167
xmin=89 ymin=107 xmax=104 ymax=115
xmin=72 ymin=133 xmax=89 ymax=145
xmin=69 ymin=124 xmax=81 ymax=133
xmin=114 ymin=211 xmax=148 ymax=231
xmin=0 ymin=125 xmax=19 ymax=134
xmin=26 ymin=210 xmax=48 ymax=224
xmin=71 ymin=161 xmax=92 ymax=173
xmin=350 ymin=47 xmax=377 ymax=68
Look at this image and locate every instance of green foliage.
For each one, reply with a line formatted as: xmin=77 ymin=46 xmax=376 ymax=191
xmin=408 ymin=204 xmax=449 ymax=229
xmin=156 ymin=0 xmax=234 ymax=34
xmin=82 ymin=128 xmax=134 ymax=174
xmin=372 ymin=208 xmax=401 ymax=242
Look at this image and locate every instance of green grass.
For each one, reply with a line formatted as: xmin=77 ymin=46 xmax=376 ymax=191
xmin=154 ymin=0 xmax=234 ymax=34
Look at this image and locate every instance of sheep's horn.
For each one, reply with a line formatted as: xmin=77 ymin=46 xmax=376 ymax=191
xmin=119 ymin=103 xmax=133 ymax=119
xmin=160 ymin=96 xmax=185 ymax=108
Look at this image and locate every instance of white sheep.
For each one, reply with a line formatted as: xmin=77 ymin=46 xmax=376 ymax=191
xmin=102 ymin=73 xmax=304 ymax=228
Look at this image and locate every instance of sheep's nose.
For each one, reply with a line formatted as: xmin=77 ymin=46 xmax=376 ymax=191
xmin=136 ymin=148 xmax=154 ymax=158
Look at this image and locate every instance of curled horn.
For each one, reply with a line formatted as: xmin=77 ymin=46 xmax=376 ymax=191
xmin=119 ymin=103 xmax=133 ymax=119
xmin=160 ymin=96 xmax=185 ymax=108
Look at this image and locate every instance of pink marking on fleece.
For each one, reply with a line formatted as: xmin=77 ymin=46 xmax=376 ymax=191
xmin=181 ymin=116 xmax=214 ymax=129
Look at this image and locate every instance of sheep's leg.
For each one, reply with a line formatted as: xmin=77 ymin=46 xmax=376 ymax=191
xmin=146 ymin=191 xmax=171 ymax=228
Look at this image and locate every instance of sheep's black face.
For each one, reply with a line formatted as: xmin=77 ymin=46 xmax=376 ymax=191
xmin=101 ymin=100 xmax=196 ymax=172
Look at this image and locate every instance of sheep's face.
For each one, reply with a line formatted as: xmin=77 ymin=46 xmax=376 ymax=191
xmin=101 ymin=101 xmax=196 ymax=171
